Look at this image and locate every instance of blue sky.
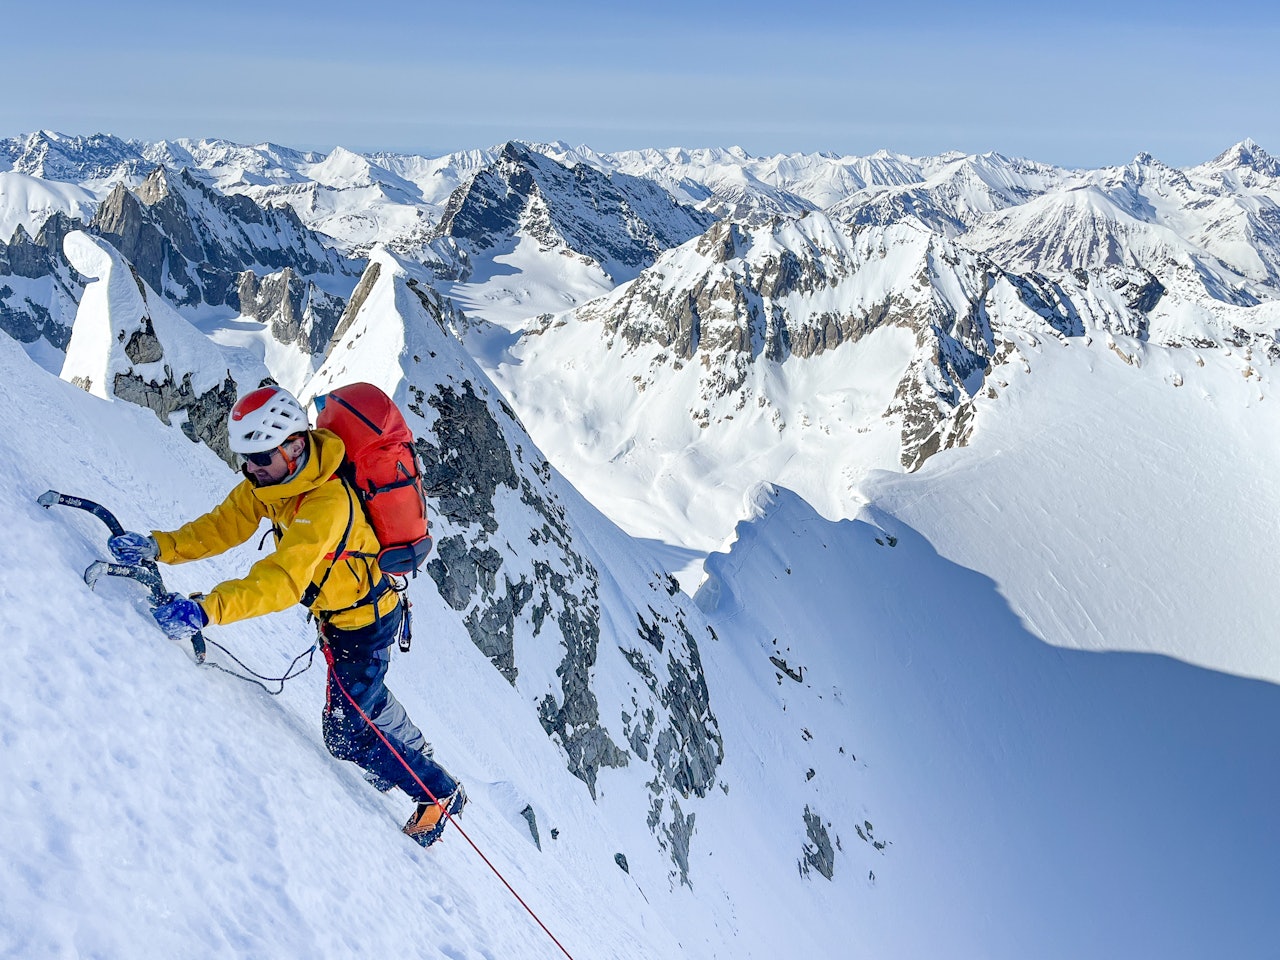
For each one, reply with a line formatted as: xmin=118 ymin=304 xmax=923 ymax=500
xmin=6 ymin=0 xmax=1277 ymax=167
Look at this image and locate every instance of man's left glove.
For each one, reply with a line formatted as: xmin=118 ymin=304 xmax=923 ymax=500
xmin=108 ymin=532 xmax=159 ymax=565
xmin=152 ymin=593 xmax=209 ymax=640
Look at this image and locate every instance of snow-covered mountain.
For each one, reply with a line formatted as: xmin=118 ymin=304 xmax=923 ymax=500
xmin=434 ymin=141 xmax=716 ymax=283
xmin=0 ymin=212 xmax=84 ymax=361
xmin=6 ymin=128 xmax=1280 ymax=542
xmin=234 ymin=146 xmax=495 ymax=262
xmin=963 ymin=159 xmax=1280 ymax=309
xmin=133 ymin=138 xmax=499 ymax=262
xmin=544 ymin=143 xmax=930 ymax=222
xmin=91 ymin=165 xmax=354 ymax=310
xmin=5 ymin=128 xmax=1280 ymax=958
xmin=301 ymin=249 xmax=726 ymax=872
xmin=0 ymin=171 xmax=96 ymax=241
xmin=141 ymin=137 xmax=325 ymax=190
xmin=457 ymin=144 xmax=1280 ymax=582
xmin=0 ymin=231 xmax=890 ymax=959
xmin=829 ymin=151 xmax=1070 ymax=236
xmin=1 ymin=154 xmax=365 ymax=381
xmin=0 ymin=130 xmax=153 ymax=190
xmin=481 ymin=208 xmax=1241 ymax=560
xmin=12 ymin=127 xmax=1274 ymax=568
xmin=5 ymin=233 xmax=1278 ymax=960
xmin=59 ymin=229 xmax=259 ymax=463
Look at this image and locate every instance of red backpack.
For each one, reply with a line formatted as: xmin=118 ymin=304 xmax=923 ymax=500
xmin=314 ymin=382 xmax=432 ymax=576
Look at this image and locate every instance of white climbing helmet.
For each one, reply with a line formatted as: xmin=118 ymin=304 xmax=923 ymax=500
xmin=227 ymin=385 xmax=309 ymax=454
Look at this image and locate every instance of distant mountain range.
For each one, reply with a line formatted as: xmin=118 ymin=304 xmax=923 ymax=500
xmin=4 ymin=128 xmax=1278 ymax=536
xmin=5 ymin=129 xmax=1280 ymax=959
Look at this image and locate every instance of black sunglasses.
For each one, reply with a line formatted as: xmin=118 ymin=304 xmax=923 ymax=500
xmin=241 ymin=448 xmax=279 ymax=467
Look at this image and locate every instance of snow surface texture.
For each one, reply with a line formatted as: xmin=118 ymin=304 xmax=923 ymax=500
xmin=0 ymin=332 xmax=693 ymax=960
xmin=696 ymin=484 xmax=1280 ymax=959
xmin=0 ymin=172 xmax=96 ymax=240
xmin=5 ymin=130 xmax=1280 ymax=958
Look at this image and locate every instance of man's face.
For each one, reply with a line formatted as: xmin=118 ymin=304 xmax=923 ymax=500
xmin=241 ymin=436 xmax=307 ymax=486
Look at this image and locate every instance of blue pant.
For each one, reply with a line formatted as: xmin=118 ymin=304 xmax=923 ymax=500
xmin=320 ymin=603 xmax=458 ymax=804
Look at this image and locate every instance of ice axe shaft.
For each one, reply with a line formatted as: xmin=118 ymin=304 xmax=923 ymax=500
xmin=38 ymin=490 xmax=126 ymax=538
xmin=83 ymin=560 xmax=167 ymax=603
xmin=39 ymin=489 xmax=206 ymax=664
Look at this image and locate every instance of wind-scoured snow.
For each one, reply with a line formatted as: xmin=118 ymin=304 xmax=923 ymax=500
xmin=0 ymin=172 xmax=96 ymax=241
xmin=6 ymin=128 xmax=1280 ymax=959
xmin=61 ymin=231 xmax=234 ymax=399
xmin=696 ymin=481 xmax=1280 ymax=960
xmin=863 ymin=332 xmax=1280 ymax=682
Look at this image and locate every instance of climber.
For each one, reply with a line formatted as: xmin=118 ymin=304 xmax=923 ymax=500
xmin=107 ymin=384 xmax=466 ymax=846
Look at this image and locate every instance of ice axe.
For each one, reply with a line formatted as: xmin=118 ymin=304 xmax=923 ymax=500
xmin=38 ymin=490 xmax=206 ymax=663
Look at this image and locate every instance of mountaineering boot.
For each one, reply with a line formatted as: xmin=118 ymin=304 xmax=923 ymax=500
xmin=403 ymin=784 xmax=467 ymax=847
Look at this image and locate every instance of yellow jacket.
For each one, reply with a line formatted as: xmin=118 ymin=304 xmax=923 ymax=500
xmin=152 ymin=429 xmax=398 ymax=630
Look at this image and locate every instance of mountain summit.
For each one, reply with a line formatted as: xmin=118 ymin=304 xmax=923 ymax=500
xmin=3 ymin=130 xmax=1280 ymax=960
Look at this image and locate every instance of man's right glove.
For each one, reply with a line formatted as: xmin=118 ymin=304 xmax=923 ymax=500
xmin=152 ymin=594 xmax=208 ymax=641
xmin=108 ymin=531 xmax=159 ymax=565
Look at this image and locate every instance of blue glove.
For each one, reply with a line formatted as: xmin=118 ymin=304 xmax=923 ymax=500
xmin=152 ymin=594 xmax=208 ymax=640
xmin=109 ymin=531 xmax=159 ymax=565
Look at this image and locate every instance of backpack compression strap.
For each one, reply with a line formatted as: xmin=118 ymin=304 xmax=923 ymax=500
xmin=299 ymin=478 xmax=357 ymax=610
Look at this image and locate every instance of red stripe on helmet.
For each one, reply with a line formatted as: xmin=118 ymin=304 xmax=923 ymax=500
xmin=231 ymin=386 xmax=281 ymax=421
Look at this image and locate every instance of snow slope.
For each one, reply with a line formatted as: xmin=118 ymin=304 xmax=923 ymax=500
xmin=0 ymin=172 xmax=95 ymax=241
xmin=0 ymin=322 xmax=687 ymax=960
xmin=685 ymin=318 xmax=1280 ymax=955
xmin=862 ymin=332 xmax=1280 ymax=683
xmin=5 ymin=241 xmax=898 ymax=959
xmin=696 ymin=483 xmax=1280 ymax=960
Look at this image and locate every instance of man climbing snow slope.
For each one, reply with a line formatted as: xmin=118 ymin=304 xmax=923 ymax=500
xmin=107 ymin=385 xmax=467 ymax=846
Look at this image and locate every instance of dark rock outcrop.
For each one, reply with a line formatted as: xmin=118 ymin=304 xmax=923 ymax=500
xmin=437 ymin=142 xmax=714 ymax=278
xmin=799 ymin=806 xmax=836 ymax=880
xmin=114 ymin=369 xmax=240 ymax=463
xmin=238 ymin=268 xmax=345 ymax=356
xmin=92 ymin=165 xmax=352 ymax=311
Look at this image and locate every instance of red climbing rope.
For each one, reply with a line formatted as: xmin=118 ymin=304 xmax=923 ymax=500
xmin=324 ymin=647 xmax=576 ymax=960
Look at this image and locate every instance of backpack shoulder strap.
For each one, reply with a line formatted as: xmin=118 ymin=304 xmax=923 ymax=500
xmin=299 ymin=476 xmax=357 ymax=610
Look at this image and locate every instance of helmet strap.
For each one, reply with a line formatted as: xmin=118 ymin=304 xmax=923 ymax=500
xmin=280 ymin=437 xmax=310 ymax=482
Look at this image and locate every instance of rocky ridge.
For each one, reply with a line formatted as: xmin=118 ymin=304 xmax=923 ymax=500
xmin=435 ymin=141 xmax=716 ymax=282
xmin=59 ymin=231 xmax=254 ymax=465
xmin=92 ymin=165 xmax=353 ymax=310
xmin=1 ymin=131 xmax=152 ymax=186
xmin=572 ymin=213 xmax=1115 ymax=469
xmin=304 ymin=250 xmax=724 ymax=883
xmin=1 ymin=159 xmax=363 ymax=364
